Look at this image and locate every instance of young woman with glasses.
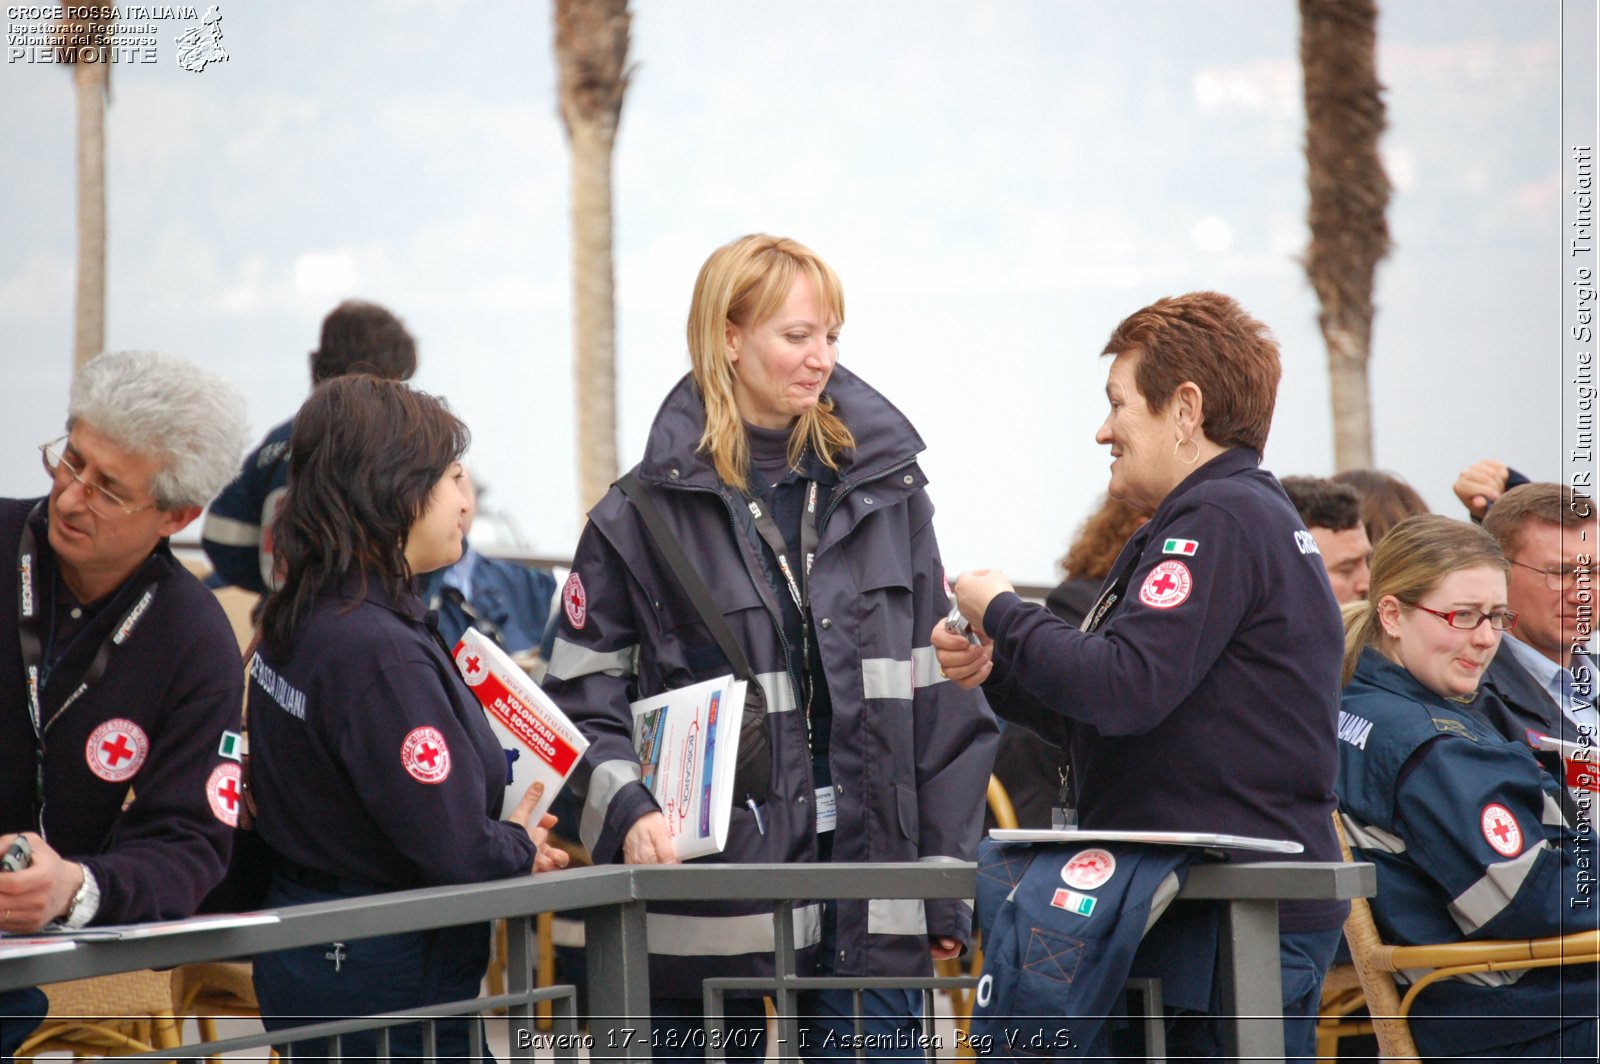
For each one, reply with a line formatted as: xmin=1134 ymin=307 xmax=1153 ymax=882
xmin=1336 ymin=514 xmax=1596 ymax=1062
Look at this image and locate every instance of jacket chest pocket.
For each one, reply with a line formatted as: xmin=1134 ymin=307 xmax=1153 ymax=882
xmin=843 ymin=528 xmax=917 ymax=654
xmin=650 ymin=565 xmax=772 ymax=682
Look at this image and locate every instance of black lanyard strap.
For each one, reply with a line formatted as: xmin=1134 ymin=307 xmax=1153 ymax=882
xmin=17 ymin=502 xmax=160 ymax=834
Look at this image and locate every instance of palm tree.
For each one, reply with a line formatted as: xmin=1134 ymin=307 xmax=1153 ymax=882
xmin=553 ymin=0 xmax=632 ymax=511
xmin=56 ymin=15 xmax=113 ymax=375
xmin=1299 ymin=0 xmax=1391 ymax=470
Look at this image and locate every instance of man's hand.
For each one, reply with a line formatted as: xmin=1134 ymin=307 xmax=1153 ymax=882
xmin=1453 ymin=459 xmax=1510 ymax=520
xmin=0 ymin=833 xmax=83 ymax=932
xmin=929 ymin=935 xmax=961 ymax=961
xmin=931 ymin=622 xmax=993 ymax=689
xmin=622 ymin=812 xmax=679 ymax=865
xmin=507 ymin=780 xmax=573 ymax=873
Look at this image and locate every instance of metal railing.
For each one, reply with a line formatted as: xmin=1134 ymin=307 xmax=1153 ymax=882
xmin=0 ymin=860 xmax=1373 ymax=1063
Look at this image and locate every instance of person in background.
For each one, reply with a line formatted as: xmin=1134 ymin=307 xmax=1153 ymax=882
xmin=247 ymin=376 xmax=567 ymax=1064
xmin=1336 ymin=514 xmax=1596 ymax=1062
xmin=544 ymin=234 xmax=996 ymax=1062
xmin=202 ymin=299 xmax=417 ymax=595
xmin=1329 ymin=467 xmax=1429 ymax=547
xmin=990 ymin=495 xmax=1146 ymax=829
xmin=934 ymin=291 xmax=1346 ymax=1059
xmin=418 ymin=468 xmax=558 ymax=665
xmin=0 ymin=352 xmax=249 ymax=1060
xmin=1451 ymin=457 xmax=1532 ymax=521
xmin=1280 ymin=475 xmax=1371 ymax=604
xmin=1476 ymin=483 xmax=1597 ymax=821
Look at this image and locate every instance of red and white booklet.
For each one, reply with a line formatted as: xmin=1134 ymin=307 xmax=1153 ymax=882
xmin=453 ymin=628 xmax=589 ymax=825
xmin=1528 ymin=730 xmax=1600 ymax=793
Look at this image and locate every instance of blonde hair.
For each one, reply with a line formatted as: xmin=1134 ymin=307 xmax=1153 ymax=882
xmin=1340 ymin=514 xmax=1507 ymax=686
xmin=686 ymin=234 xmax=855 ymax=491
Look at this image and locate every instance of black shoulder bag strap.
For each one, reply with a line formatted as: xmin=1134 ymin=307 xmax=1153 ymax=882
xmin=615 ymin=471 xmax=772 ymax=804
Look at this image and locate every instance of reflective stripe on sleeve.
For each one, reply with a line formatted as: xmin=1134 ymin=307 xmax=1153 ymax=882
xmin=579 ymin=758 xmax=643 ymax=853
xmin=547 ymin=639 xmax=636 ymax=682
xmin=646 ymin=903 xmax=823 ymax=957
xmin=862 ymin=657 xmax=913 ymax=701
xmin=1541 ymin=792 xmax=1566 ymax=827
xmin=1447 ymin=842 xmax=1550 ymax=935
xmin=911 ymin=645 xmax=947 ymax=689
xmin=867 ymin=897 xmax=927 ymax=937
xmin=1339 ymin=813 xmax=1407 ymax=854
xmin=201 ymin=513 xmax=260 ymax=547
xmin=754 ymin=671 xmax=797 ymax=715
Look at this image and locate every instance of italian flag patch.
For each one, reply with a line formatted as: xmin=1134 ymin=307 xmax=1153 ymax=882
xmin=1162 ymin=538 xmax=1198 ymax=557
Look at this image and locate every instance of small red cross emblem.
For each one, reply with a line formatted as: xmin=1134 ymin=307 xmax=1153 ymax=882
xmin=1150 ymin=572 xmax=1178 ymax=596
xmin=1138 ymin=561 xmax=1193 ymax=610
xmin=402 ymin=726 xmax=451 ymax=783
xmin=417 ymin=742 xmax=440 ymax=768
xmin=101 ymin=734 xmax=134 ymax=766
xmin=1480 ymin=803 xmax=1523 ymax=857
xmin=465 ymin=655 xmax=481 ymax=674
xmin=206 ymin=763 xmax=243 ymax=827
xmin=217 ymin=775 xmax=240 ymax=811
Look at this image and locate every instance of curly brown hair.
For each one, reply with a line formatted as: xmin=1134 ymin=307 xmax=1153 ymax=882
xmin=1060 ymin=495 xmax=1149 ymax=581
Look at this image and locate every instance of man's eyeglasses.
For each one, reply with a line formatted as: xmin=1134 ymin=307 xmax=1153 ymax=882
xmin=39 ymin=437 xmax=155 ymax=519
xmin=1510 ymin=559 xmax=1581 ymax=592
xmin=1404 ymin=602 xmax=1518 ymax=631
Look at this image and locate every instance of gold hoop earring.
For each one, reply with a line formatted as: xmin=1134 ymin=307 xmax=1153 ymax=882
xmin=1174 ymin=437 xmax=1200 ymax=465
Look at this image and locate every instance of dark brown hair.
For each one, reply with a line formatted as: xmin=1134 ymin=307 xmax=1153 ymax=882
xmin=1102 ymin=291 xmax=1281 ymax=454
xmin=1280 ymin=475 xmax=1362 ymax=533
xmin=1482 ymin=482 xmax=1592 ymax=558
xmin=260 ymin=376 xmax=468 ymax=653
xmin=309 ymin=300 xmax=418 ymax=384
xmin=1060 ymin=495 xmax=1148 ymax=582
xmin=1330 ymin=468 xmax=1429 ymax=546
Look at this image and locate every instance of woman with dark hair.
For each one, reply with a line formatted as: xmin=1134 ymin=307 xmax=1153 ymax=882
xmin=935 ymin=292 xmax=1347 ymax=1057
xmin=1329 ymin=467 xmax=1430 ymax=547
xmin=1337 ymin=514 xmax=1596 ymax=1061
xmin=544 ymin=234 xmax=996 ymax=1061
xmin=248 ymin=376 xmax=567 ymax=1063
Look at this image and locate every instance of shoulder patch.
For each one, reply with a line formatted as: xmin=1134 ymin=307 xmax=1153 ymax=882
xmin=1138 ymin=561 xmax=1192 ymax=609
xmin=207 ymin=763 xmax=243 ymax=826
xmin=86 ymin=719 xmax=149 ymax=783
xmin=563 ymin=571 xmax=588 ymax=630
xmin=218 ymin=730 xmax=244 ymax=762
xmin=1480 ymin=803 xmax=1523 ymax=857
xmin=401 ymin=726 xmax=452 ymax=784
xmin=1161 ymin=537 xmax=1198 ymax=557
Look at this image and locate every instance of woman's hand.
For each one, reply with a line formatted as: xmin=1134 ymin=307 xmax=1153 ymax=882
xmin=0 ymin=833 xmax=81 ymax=932
xmin=508 ymin=780 xmax=572 ymax=873
xmin=623 ymin=812 xmax=679 ymax=865
xmin=930 ymin=622 xmax=993 ymax=689
xmin=929 ymin=936 xmax=961 ymax=962
xmin=952 ymin=568 xmax=1014 ymax=634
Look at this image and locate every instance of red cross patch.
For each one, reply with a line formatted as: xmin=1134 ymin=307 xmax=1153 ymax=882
xmin=1138 ymin=560 xmax=1193 ymax=610
xmin=401 ymin=726 xmax=452 ymax=784
xmin=455 ymin=645 xmax=487 ymax=686
xmin=1480 ymin=803 xmax=1523 ymax=858
xmin=207 ymin=763 xmax=243 ymax=827
xmin=85 ymin=719 xmax=149 ymax=783
xmin=1060 ymin=847 xmax=1117 ymax=891
xmin=563 ymin=571 xmax=588 ymax=630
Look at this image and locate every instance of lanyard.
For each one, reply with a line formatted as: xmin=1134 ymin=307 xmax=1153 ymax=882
xmin=745 ymin=480 xmax=820 ymax=714
xmin=1080 ymin=529 xmax=1151 ymax=634
xmin=17 ymin=503 xmax=159 ymax=835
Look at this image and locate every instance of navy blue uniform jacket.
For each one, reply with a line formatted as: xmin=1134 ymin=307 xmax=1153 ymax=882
xmin=980 ymin=448 xmax=1346 ymax=931
xmin=1338 ymin=648 xmax=1596 ymax=1057
xmin=543 ymin=366 xmax=998 ymax=996
xmin=0 ymin=497 xmax=243 ymax=923
xmin=201 ymin=418 xmax=291 ymax=594
xmin=247 ymin=580 xmax=538 ymax=888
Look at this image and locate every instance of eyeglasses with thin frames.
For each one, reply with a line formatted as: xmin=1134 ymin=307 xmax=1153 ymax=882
xmin=39 ymin=437 xmax=156 ymax=519
xmin=1403 ymin=601 xmax=1518 ymax=632
xmin=1509 ymin=559 xmax=1581 ymax=592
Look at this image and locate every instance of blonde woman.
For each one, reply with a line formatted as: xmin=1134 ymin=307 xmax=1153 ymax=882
xmin=544 ymin=234 xmax=997 ymax=1061
xmin=1337 ymin=515 xmax=1596 ymax=1061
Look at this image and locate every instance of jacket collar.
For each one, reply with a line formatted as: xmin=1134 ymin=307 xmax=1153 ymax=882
xmin=635 ymin=364 xmax=925 ymax=492
xmin=1352 ymin=644 xmax=1492 ymax=713
xmin=327 ymin=571 xmax=427 ymax=624
xmin=1145 ymin=447 xmax=1260 ymax=526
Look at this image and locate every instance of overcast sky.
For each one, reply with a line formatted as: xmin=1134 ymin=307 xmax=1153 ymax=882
xmin=0 ymin=0 xmax=1583 ymax=583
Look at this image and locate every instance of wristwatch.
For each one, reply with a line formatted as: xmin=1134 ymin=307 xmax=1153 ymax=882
xmin=61 ymin=864 xmax=101 ymax=929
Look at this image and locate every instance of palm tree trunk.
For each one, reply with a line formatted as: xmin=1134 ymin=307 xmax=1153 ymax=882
xmin=1299 ymin=0 xmax=1390 ymax=471
xmin=554 ymin=0 xmax=631 ymax=513
xmin=570 ymin=120 xmax=619 ymax=513
xmin=72 ymin=52 xmax=109 ymax=375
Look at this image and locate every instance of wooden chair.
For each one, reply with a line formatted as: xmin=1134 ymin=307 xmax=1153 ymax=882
xmin=169 ymin=961 xmax=268 ymax=1062
xmin=17 ymin=970 xmax=182 ymax=1061
xmin=1333 ymin=813 xmax=1600 ymax=1061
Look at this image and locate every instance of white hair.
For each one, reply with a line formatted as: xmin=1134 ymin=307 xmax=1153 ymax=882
xmin=67 ymin=351 xmax=250 ymax=510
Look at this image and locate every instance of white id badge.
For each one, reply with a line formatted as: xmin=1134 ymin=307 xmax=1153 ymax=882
xmin=814 ymin=786 xmax=838 ymax=833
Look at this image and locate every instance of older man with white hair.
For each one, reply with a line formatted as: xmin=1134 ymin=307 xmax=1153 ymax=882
xmin=0 ymin=352 xmax=250 ymax=1059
